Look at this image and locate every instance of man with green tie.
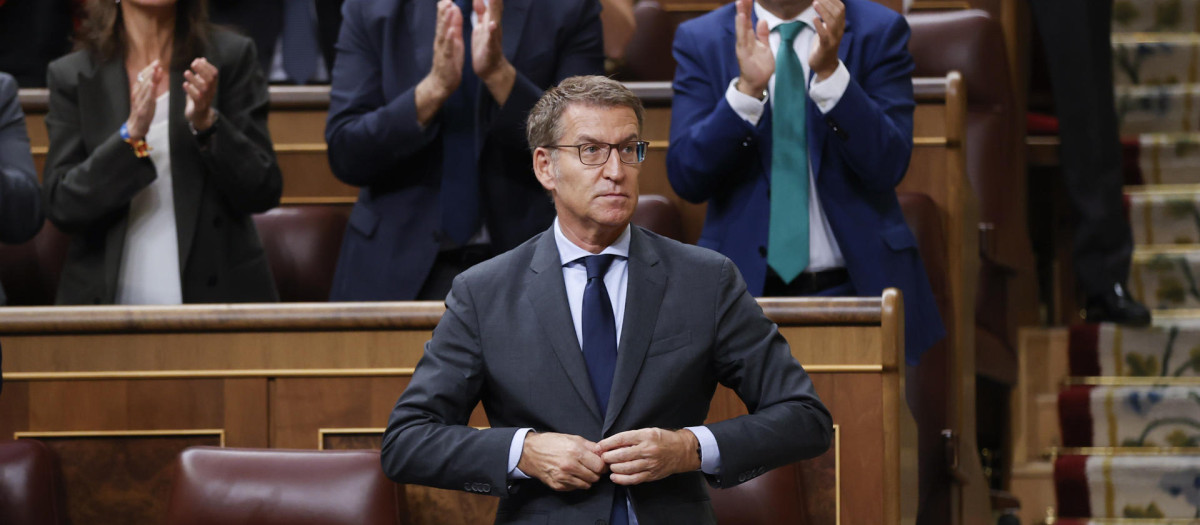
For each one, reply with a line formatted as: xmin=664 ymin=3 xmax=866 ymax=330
xmin=667 ymin=0 xmax=943 ymax=366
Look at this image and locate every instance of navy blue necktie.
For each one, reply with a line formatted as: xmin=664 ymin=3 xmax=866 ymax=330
xmin=281 ymin=0 xmax=319 ymax=84
xmin=439 ymin=0 xmax=482 ymax=245
xmin=580 ymin=254 xmax=629 ymax=525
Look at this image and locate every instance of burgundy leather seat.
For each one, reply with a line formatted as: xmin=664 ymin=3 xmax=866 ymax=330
xmin=165 ymin=447 xmax=406 ymax=525
xmin=252 ymin=206 xmax=351 ymax=302
xmin=709 ymin=463 xmax=807 ymax=524
xmin=908 ymin=8 xmax=1035 ymax=386
xmin=0 ymin=440 xmax=68 ymax=525
xmin=632 ymin=194 xmax=684 ymax=241
xmin=612 ymin=1 xmax=678 ymax=81
xmin=0 ymin=221 xmax=68 ymax=305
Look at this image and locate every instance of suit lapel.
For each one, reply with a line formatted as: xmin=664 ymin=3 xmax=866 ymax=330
xmin=809 ymin=14 xmax=855 ymax=182
xmin=79 ymin=59 xmax=132 ymax=299
xmin=170 ymin=65 xmax=203 ymax=270
xmin=500 ymin=0 xmax=530 ymax=66
xmin=524 ymin=230 xmax=604 ymax=422
xmin=603 ymin=227 xmax=666 ymax=434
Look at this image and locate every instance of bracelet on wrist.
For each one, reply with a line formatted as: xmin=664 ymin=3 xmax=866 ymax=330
xmin=119 ymin=122 xmax=151 ymax=158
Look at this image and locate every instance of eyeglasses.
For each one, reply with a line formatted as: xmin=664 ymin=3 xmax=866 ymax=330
xmin=542 ymin=141 xmax=649 ymax=166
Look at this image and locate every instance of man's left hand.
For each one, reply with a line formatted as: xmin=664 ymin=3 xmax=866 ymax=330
xmin=809 ymin=0 xmax=845 ymax=81
xmin=596 ymin=428 xmax=701 ymax=485
xmin=471 ymin=0 xmax=516 ymax=105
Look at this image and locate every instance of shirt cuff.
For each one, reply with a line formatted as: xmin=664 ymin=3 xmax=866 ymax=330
xmin=685 ymin=425 xmax=721 ymax=475
xmin=725 ymin=78 xmax=766 ymax=126
xmin=809 ymin=61 xmax=850 ymax=114
xmin=507 ymin=427 xmax=533 ymax=480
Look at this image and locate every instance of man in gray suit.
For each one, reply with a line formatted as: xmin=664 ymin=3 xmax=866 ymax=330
xmin=381 ymin=76 xmax=832 ymax=525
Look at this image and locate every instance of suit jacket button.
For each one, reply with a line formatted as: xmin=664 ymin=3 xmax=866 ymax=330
xmin=758 ymin=246 xmax=767 ymax=257
xmin=463 ymin=482 xmax=472 ymax=491
xmin=481 ymin=483 xmax=491 ymax=492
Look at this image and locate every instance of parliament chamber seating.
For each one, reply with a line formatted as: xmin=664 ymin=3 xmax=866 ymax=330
xmin=0 ymin=439 xmax=68 ymax=525
xmin=909 ymin=9 xmax=1036 ymax=389
xmin=612 ymin=1 xmax=678 ymax=82
xmin=709 ymin=462 xmax=809 ymax=524
xmin=165 ymin=447 xmax=406 ymax=525
xmin=908 ymin=11 xmax=1036 ymax=515
xmin=252 ymin=205 xmax=351 ymax=302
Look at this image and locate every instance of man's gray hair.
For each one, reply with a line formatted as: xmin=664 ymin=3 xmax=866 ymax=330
xmin=526 ymin=76 xmax=645 ymax=153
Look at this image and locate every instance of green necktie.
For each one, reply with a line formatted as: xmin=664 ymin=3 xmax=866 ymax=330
xmin=768 ymin=20 xmax=810 ymax=285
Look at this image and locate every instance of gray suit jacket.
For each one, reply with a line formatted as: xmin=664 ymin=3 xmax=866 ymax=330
xmin=43 ymin=29 xmax=281 ymax=304
xmin=382 ymin=225 xmax=833 ymax=525
xmin=0 ymin=71 xmax=45 ymax=305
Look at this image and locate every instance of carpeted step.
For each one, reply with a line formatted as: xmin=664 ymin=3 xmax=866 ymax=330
xmin=1056 ymin=453 xmax=1200 ymax=519
xmin=1128 ymin=187 xmax=1200 ymax=245
xmin=1114 ymin=34 xmax=1200 ymax=86
xmin=1117 ymin=84 xmax=1200 ymax=135
xmin=1127 ymin=134 xmax=1200 ymax=185
xmin=1130 ymin=249 xmax=1200 ymax=310
xmin=1060 ymin=385 xmax=1200 ymax=447
xmin=1068 ymin=323 xmax=1200 ymax=377
xmin=1113 ymin=0 xmax=1200 ymax=34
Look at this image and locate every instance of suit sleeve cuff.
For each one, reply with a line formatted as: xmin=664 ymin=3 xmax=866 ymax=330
xmin=810 ymin=61 xmax=850 ymax=114
xmin=686 ymin=425 xmax=721 ymax=474
xmin=508 ymin=427 xmax=533 ymax=479
xmin=725 ymin=78 xmax=766 ymax=126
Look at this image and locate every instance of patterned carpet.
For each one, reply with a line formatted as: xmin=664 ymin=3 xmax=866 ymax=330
xmin=1054 ymin=0 xmax=1200 ymax=521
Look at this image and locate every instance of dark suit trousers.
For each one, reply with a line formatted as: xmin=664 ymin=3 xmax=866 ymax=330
xmin=1029 ymin=0 xmax=1133 ymax=297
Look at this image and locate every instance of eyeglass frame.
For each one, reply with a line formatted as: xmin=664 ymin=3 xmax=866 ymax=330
xmin=540 ymin=140 xmax=650 ymax=166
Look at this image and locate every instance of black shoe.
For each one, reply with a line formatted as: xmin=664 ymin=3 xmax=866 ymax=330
xmin=1084 ymin=283 xmax=1151 ymax=326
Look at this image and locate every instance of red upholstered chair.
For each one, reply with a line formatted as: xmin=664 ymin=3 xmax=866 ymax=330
xmin=632 ymin=194 xmax=684 ymax=241
xmin=252 ymin=205 xmax=351 ymax=302
xmin=0 ymin=221 xmax=68 ymax=305
xmin=165 ymin=447 xmax=406 ymax=525
xmin=908 ymin=8 xmax=1032 ymax=520
xmin=612 ymin=1 xmax=678 ymax=81
xmin=907 ymin=8 xmax=1037 ymax=389
xmin=0 ymin=440 xmax=68 ymax=525
xmin=709 ymin=463 xmax=807 ymax=524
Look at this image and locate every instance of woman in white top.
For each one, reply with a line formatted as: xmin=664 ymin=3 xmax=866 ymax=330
xmin=43 ymin=0 xmax=281 ymax=304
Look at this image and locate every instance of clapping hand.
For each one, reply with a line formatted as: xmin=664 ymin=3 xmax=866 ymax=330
xmin=734 ymin=0 xmax=772 ymax=99
xmin=184 ymin=57 xmax=219 ymax=132
xmin=809 ymin=0 xmax=845 ymax=81
xmin=126 ymin=60 xmax=164 ymax=140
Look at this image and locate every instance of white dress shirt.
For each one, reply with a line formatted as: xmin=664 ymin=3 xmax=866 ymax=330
xmin=506 ymin=220 xmax=722 ymax=522
xmin=116 ymin=92 xmax=183 ymax=305
xmin=725 ymin=2 xmax=848 ymax=273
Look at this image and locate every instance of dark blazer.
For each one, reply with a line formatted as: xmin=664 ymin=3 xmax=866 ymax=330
xmin=667 ymin=0 xmax=943 ymax=365
xmin=43 ymin=29 xmax=282 ymax=305
xmin=325 ymin=0 xmax=605 ymax=300
xmin=382 ymin=225 xmax=833 ymax=524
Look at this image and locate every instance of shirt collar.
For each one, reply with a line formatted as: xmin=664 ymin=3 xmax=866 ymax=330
xmin=753 ymin=2 xmax=817 ymax=32
xmin=553 ymin=218 xmax=631 ymax=266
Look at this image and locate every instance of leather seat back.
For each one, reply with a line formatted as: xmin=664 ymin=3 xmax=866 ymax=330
xmin=165 ymin=447 xmax=405 ymax=525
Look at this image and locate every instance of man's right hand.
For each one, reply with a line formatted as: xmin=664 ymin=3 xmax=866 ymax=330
xmin=517 ymin=432 xmax=607 ymax=491
xmin=734 ymin=0 xmax=773 ymax=99
xmin=416 ymin=0 xmax=465 ymax=125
